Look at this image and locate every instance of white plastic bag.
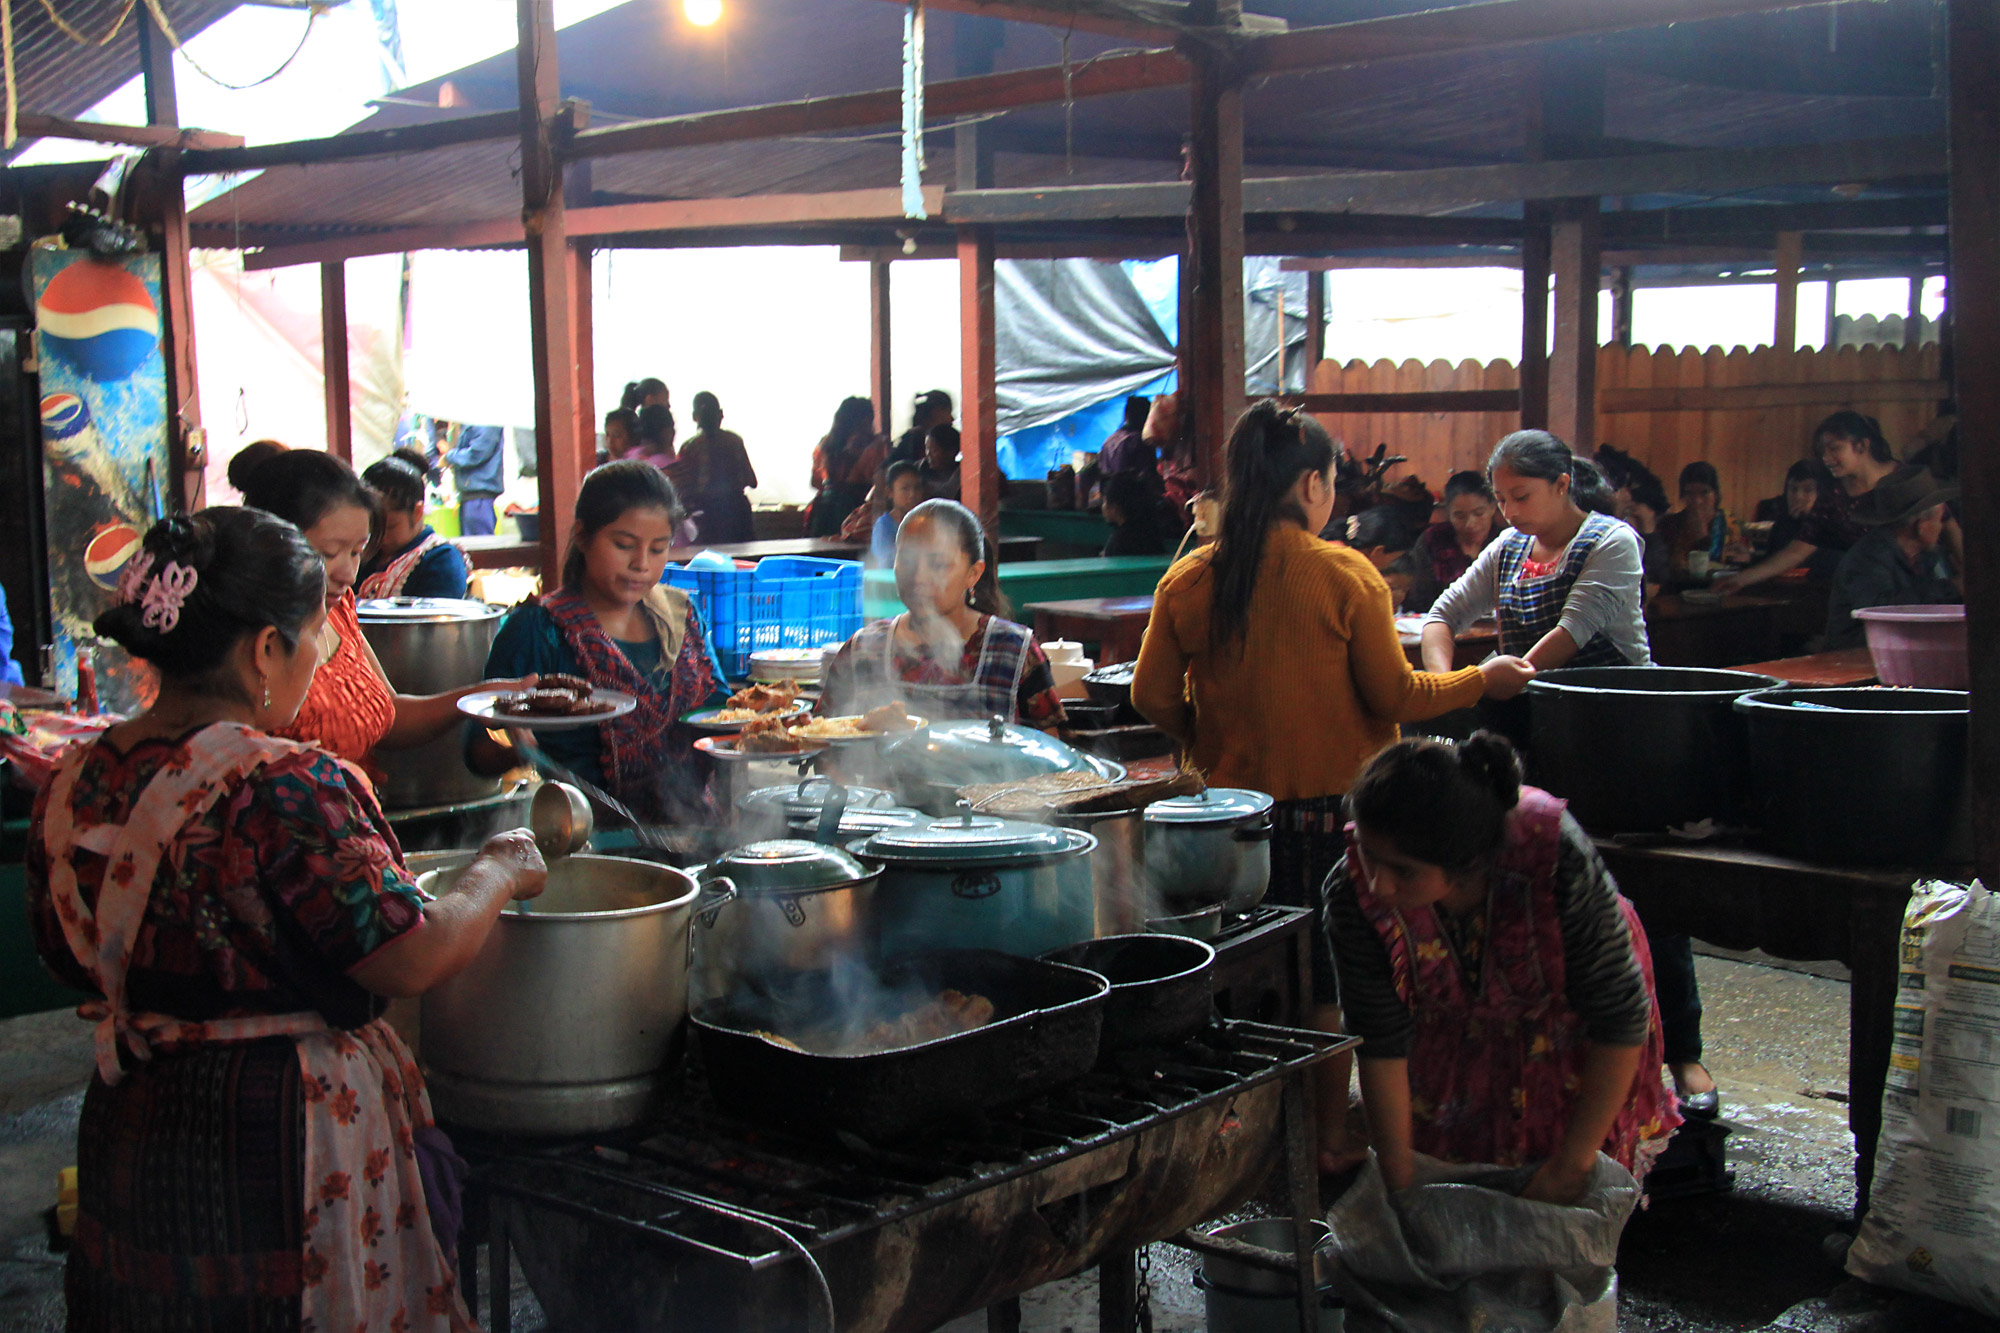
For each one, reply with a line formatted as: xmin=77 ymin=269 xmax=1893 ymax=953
xmin=1321 ymin=1152 xmax=1638 ymax=1333
xmin=1847 ymin=879 xmax=2000 ymax=1315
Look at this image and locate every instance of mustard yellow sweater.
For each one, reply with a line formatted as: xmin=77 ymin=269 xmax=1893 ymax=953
xmin=1131 ymin=526 xmax=1485 ymax=801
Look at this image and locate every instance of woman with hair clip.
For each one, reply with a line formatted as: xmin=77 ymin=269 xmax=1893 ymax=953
xmin=1326 ymin=731 xmax=1680 ymax=1198
xmin=469 ymin=461 xmax=729 ymax=822
xmin=234 ymin=447 xmax=526 ymax=774
xmin=818 ymin=498 xmax=1067 ymax=731
xmin=1130 ymin=402 xmax=1537 ymax=1169
xmin=621 ymin=376 xmax=670 ymax=415
xmin=357 ymin=449 xmax=469 ymax=600
xmin=1715 ymin=409 xmax=1910 ymax=594
xmin=1422 ymin=430 xmax=1652 ymax=677
xmin=29 ymin=507 xmax=546 ymax=1332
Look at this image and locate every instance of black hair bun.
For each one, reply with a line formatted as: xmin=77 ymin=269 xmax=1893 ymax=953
xmin=1457 ymin=730 xmax=1523 ymax=808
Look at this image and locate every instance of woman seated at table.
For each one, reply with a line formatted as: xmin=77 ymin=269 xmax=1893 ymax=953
xmin=922 ymin=424 xmax=962 ymax=502
xmin=29 ymin=506 xmax=547 ymax=1332
xmin=1423 ymin=431 xmax=1652 ymax=676
xmin=679 ymin=392 xmax=759 ymax=544
xmin=470 ymin=462 xmax=728 ymax=823
xmin=1824 ymin=465 xmax=1961 ymax=651
xmin=630 ymin=403 xmax=678 ymax=470
xmin=1407 ymin=470 xmax=1504 ymax=614
xmin=600 ymin=406 xmax=639 ymax=466
xmin=1716 ymin=411 xmax=1901 ymax=594
xmin=235 ymin=447 xmax=524 ymax=776
xmin=1100 ymin=469 xmax=1176 ymax=558
xmin=357 ymin=449 xmax=470 ymax=600
xmin=808 ymin=396 xmax=886 ymax=537
xmin=1130 ymin=402 xmax=1536 ymax=1169
xmin=820 ymin=499 xmax=1065 ymax=732
xmin=1324 ymin=732 xmax=1680 ymax=1194
xmin=1652 ymin=461 xmax=1734 ymax=584
xmin=1750 ymin=458 xmax=1831 ymax=560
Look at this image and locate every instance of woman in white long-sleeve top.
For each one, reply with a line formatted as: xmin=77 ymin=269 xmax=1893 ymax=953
xmin=1421 ymin=430 xmax=1651 ymax=674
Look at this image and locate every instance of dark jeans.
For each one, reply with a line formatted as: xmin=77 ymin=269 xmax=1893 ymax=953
xmin=459 ymin=495 xmax=497 ymax=537
xmin=1268 ymin=796 xmax=1348 ymax=1005
xmin=1650 ymin=930 xmax=1704 ymax=1066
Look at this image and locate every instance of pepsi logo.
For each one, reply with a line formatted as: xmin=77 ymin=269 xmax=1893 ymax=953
xmin=37 ymin=260 xmax=160 ymax=383
xmin=39 ymin=392 xmax=90 ymax=440
xmin=84 ymin=523 xmax=143 ymax=592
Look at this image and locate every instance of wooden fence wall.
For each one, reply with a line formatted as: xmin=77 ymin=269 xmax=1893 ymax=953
xmin=1304 ymin=343 xmax=1948 ymax=515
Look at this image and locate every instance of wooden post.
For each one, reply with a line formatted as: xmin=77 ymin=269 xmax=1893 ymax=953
xmin=954 ymin=14 xmax=1002 ymax=191
xmin=959 ymin=225 xmax=1000 ymax=539
xmin=1305 ymin=269 xmax=1326 ymax=377
xmin=320 ymin=262 xmax=352 ymax=461
xmin=1548 ymin=201 xmax=1601 ymax=450
xmin=1907 ymin=272 xmax=1926 ymax=349
xmin=870 ymin=258 xmax=894 ymax=442
xmin=1826 ymin=278 xmax=1841 ymax=349
xmin=570 ymin=243 xmax=596 ymax=473
xmin=1609 ymin=265 xmax=1634 ymax=349
xmin=1520 ymin=209 xmax=1552 ymax=429
xmin=138 ymin=8 xmax=203 ymax=510
xmin=1774 ymin=230 xmax=1802 ymax=352
xmin=517 ymin=0 xmax=585 ymax=586
xmin=1947 ymin=0 xmax=2000 ymax=887
xmin=1183 ymin=34 xmax=1247 ymax=485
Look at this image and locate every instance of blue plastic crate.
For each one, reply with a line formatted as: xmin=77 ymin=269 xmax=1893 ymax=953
xmin=664 ymin=555 xmax=863 ymax=677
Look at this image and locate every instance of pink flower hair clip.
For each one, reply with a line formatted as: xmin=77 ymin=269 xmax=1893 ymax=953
xmin=140 ymin=562 xmax=198 ymax=634
xmin=114 ymin=551 xmax=155 ymax=606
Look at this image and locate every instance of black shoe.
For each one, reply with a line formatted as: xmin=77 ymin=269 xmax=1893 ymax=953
xmin=1679 ymin=1089 xmax=1721 ymax=1120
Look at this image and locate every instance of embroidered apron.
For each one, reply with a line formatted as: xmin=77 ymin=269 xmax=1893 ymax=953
xmin=360 ymin=530 xmax=455 ymax=599
xmin=844 ymin=615 xmax=1032 ymax=722
xmin=41 ymin=723 xmax=477 ymax=1332
xmin=1492 ymin=511 xmax=1634 ymax=667
xmin=1351 ymin=787 xmax=1679 ymax=1179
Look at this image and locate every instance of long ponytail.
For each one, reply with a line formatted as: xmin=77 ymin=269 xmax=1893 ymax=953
xmin=1210 ymin=401 xmax=1338 ymax=647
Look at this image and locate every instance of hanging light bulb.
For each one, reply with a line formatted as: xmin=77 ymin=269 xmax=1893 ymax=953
xmin=684 ymin=0 xmax=723 ymax=26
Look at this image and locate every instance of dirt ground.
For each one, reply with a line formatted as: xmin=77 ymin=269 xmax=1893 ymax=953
xmin=3 ymin=954 xmax=1996 ymax=1333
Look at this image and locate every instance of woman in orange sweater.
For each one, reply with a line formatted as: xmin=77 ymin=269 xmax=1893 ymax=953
xmin=1132 ymin=402 xmax=1536 ymax=1167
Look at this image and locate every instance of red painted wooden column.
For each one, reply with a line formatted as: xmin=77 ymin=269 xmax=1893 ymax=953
xmin=1947 ymin=0 xmax=2000 ymax=886
xmin=570 ymin=243 xmax=597 ymax=477
xmin=320 ymin=262 xmax=352 ymax=461
xmin=517 ymin=0 xmax=584 ymax=586
xmin=870 ymin=257 xmax=894 ymax=444
xmin=1183 ymin=36 xmax=1246 ymax=486
xmin=958 ymin=225 xmax=1000 ymax=539
xmin=138 ymin=8 xmax=203 ymax=510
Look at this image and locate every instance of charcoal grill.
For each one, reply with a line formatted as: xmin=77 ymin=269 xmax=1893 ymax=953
xmin=454 ymin=1018 xmax=1352 ymax=1333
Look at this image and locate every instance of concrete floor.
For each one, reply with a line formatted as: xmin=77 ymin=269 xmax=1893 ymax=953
xmin=2 ymin=955 xmax=1995 ymax=1333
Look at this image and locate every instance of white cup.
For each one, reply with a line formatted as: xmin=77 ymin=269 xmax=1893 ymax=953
xmin=1686 ymin=551 xmax=1711 ymax=579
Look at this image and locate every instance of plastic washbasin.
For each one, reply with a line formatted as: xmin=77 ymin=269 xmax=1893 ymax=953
xmin=1852 ymin=604 xmax=1967 ymax=689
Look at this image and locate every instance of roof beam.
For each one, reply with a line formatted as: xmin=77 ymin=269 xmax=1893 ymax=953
xmin=15 ymin=113 xmax=241 ymax=152
xmin=234 ymin=217 xmax=527 ymax=270
xmin=946 ymin=137 xmax=1944 ymax=222
xmin=567 ymin=0 xmax=1843 ymax=163
xmin=1601 ymin=195 xmax=1948 ymax=241
xmin=181 ymin=109 xmax=523 ymax=174
xmin=862 ymin=0 xmax=1286 ymax=41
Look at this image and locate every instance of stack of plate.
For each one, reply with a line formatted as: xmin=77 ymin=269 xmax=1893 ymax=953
xmin=748 ymin=646 xmax=830 ymax=684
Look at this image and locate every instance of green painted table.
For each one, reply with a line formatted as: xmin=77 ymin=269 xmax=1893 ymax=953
xmin=865 ymin=556 xmax=1172 ymax=622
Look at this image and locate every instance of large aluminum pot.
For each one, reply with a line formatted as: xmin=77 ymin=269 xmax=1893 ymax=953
xmin=688 ymin=840 xmax=883 ymax=1004
xmin=1144 ymin=788 xmax=1275 ymax=913
xmin=417 ymin=854 xmax=699 ymax=1135
xmin=357 ymin=597 xmax=505 ymax=810
xmin=851 ymin=814 xmax=1097 ymax=960
xmin=1052 ymin=806 xmax=1148 ymax=937
xmin=733 ymin=777 xmax=901 ymax=845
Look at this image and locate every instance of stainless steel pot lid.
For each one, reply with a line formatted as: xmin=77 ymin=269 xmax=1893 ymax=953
xmin=885 ymin=717 xmax=1123 ymax=786
xmin=786 ymin=806 xmax=926 ymax=836
xmin=852 ymin=813 xmax=1084 ymax=863
xmin=1144 ymin=787 xmax=1275 ymax=826
xmin=736 ymin=778 xmax=897 ymax=815
xmin=704 ymin=839 xmax=877 ymax=892
xmin=356 ymin=597 xmax=501 ymax=622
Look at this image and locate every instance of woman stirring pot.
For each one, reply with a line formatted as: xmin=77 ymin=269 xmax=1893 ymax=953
xmin=819 ymin=499 xmax=1066 ymax=731
xmin=29 ymin=509 xmax=546 ymax=1331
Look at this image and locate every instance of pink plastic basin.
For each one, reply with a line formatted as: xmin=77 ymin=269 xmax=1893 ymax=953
xmin=1853 ymin=604 xmax=1968 ymax=689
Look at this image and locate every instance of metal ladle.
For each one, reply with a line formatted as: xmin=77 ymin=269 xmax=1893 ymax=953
xmin=530 ymin=780 xmax=594 ymax=859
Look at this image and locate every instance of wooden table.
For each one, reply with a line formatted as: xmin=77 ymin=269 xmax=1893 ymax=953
xmin=1737 ymin=647 xmax=1878 ymax=686
xmin=1595 ymin=840 xmax=1967 ymax=1214
xmin=671 ymin=534 xmax=1042 ymax=564
xmin=1645 ymin=593 xmax=1785 ymax=667
xmin=1029 ymin=595 xmax=1156 ymax=664
xmin=1399 ymin=619 xmax=1499 ymax=670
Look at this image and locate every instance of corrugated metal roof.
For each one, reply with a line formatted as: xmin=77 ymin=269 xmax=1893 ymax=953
xmin=5 ymin=0 xmax=242 ymax=137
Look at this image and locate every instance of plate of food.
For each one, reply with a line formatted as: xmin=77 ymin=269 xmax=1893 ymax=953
xmin=458 ymin=674 xmax=637 ymax=729
xmin=693 ymin=721 xmax=827 ymax=760
xmin=787 ymin=702 xmax=927 ymax=743
xmin=683 ymin=679 xmax=810 ymax=732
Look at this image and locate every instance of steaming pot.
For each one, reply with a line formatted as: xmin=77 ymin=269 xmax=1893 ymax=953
xmin=733 ymin=777 xmax=901 ymax=845
xmin=357 ymin=598 xmax=504 ymax=809
xmin=851 ymin=813 xmax=1097 ymax=960
xmin=880 ymin=718 xmax=1125 ymax=814
xmin=688 ymin=840 xmax=884 ymax=1003
xmin=1143 ymin=788 xmax=1275 ymax=913
xmin=417 ymin=855 xmax=699 ymax=1135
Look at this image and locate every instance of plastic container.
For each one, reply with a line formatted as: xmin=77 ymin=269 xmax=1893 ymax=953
xmin=1853 ymin=604 xmax=1968 ymax=689
xmin=665 ymin=555 xmax=863 ymax=677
